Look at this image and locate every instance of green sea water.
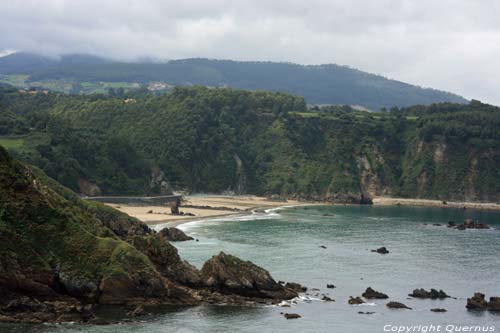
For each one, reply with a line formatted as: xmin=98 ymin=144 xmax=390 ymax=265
xmin=3 ymin=205 xmax=500 ymax=333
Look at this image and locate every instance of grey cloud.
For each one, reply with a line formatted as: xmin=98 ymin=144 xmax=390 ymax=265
xmin=1 ymin=0 xmax=500 ymax=105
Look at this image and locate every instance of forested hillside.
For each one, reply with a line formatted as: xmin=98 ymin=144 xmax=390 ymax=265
xmin=0 ymin=53 xmax=467 ymax=110
xmin=0 ymin=85 xmax=498 ymax=202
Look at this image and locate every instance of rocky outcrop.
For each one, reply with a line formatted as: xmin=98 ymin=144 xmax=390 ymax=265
xmin=409 ymin=288 xmax=449 ymax=299
xmin=201 ymin=252 xmax=298 ymax=300
xmin=466 ymin=293 xmax=500 ymax=311
xmin=348 ymin=297 xmax=365 ymax=305
xmin=158 ymin=227 xmax=194 ymax=242
xmin=362 ymin=287 xmax=388 ymax=299
xmin=449 ymin=219 xmax=490 ymax=230
xmin=0 ymin=147 xmax=299 ymax=324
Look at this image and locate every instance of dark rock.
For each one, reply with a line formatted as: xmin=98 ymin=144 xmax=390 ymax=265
xmin=447 ymin=221 xmax=456 ymax=228
xmin=432 ymin=224 xmax=442 ymax=226
xmin=284 ymin=282 xmax=307 ymax=293
xmin=431 ymin=308 xmax=447 ymax=312
xmin=456 ymin=225 xmax=466 ymax=230
xmin=201 ymin=252 xmax=298 ymax=300
xmin=358 ymin=311 xmax=375 ymax=315
xmin=283 ymin=313 xmax=301 ymax=319
xmin=322 ymin=296 xmax=335 ymax=302
xmin=158 ymin=227 xmax=194 ymax=242
xmin=488 ymin=297 xmax=500 ymax=311
xmin=466 ymin=293 xmax=488 ymax=310
xmin=58 ymin=271 xmax=99 ymax=302
xmin=127 ymin=306 xmax=146 ymax=317
xmin=387 ymin=302 xmax=411 ymax=310
xmin=348 ymin=296 xmax=365 ymax=305
xmin=319 ymin=245 xmax=327 ymax=249
xmin=371 ymin=247 xmax=389 ymax=254
xmin=326 ymin=284 xmax=336 ymax=289
xmin=409 ymin=288 xmax=449 ymax=299
xmin=322 ymin=213 xmax=335 ymax=217
xmin=362 ymin=287 xmax=388 ymax=299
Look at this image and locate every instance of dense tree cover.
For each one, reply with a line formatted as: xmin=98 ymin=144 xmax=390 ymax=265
xmin=1 ymin=53 xmax=467 ymax=110
xmin=0 ymin=85 xmax=498 ymax=201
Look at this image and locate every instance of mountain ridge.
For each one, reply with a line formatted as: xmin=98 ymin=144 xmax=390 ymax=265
xmin=0 ymin=52 xmax=467 ymax=110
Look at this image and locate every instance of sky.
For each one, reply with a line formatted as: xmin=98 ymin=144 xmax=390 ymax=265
xmin=1 ymin=0 xmax=500 ymax=105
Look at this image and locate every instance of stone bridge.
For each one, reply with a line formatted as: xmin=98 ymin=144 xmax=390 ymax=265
xmin=85 ymin=195 xmax=182 ymax=214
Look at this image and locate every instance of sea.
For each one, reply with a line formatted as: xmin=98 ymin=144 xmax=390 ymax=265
xmin=2 ymin=205 xmax=500 ymax=333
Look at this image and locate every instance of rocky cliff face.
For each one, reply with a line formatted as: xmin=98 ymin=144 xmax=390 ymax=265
xmin=0 ymin=147 xmax=299 ymax=324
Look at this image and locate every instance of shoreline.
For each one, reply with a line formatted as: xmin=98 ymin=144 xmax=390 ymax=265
xmin=106 ymin=195 xmax=315 ymax=228
xmin=372 ymin=197 xmax=500 ymax=211
xmin=106 ymin=195 xmax=500 ymax=230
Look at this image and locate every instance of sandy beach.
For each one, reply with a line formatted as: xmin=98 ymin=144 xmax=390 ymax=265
xmin=106 ymin=195 xmax=305 ymax=227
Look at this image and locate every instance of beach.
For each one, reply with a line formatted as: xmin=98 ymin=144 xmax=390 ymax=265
xmin=106 ymin=195 xmax=305 ymax=227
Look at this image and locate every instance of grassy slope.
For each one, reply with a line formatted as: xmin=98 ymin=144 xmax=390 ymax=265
xmin=0 ymin=146 xmax=164 ymax=301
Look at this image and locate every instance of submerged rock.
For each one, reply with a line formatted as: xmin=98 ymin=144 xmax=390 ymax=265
xmin=201 ymin=252 xmax=298 ymax=300
xmin=358 ymin=311 xmax=375 ymax=315
xmin=409 ymin=288 xmax=449 ymax=299
xmin=127 ymin=306 xmax=146 ymax=317
xmin=283 ymin=313 xmax=301 ymax=319
xmin=371 ymin=247 xmax=389 ymax=254
xmin=322 ymin=296 xmax=335 ymax=302
xmin=431 ymin=308 xmax=447 ymax=312
xmin=386 ymin=302 xmax=411 ymax=310
xmin=158 ymin=227 xmax=194 ymax=241
xmin=362 ymin=287 xmax=388 ymax=299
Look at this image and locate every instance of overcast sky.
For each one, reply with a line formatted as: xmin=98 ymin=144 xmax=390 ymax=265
xmin=1 ymin=0 xmax=500 ymax=105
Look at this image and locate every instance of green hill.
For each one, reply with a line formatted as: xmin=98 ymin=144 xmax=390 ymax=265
xmin=0 ymin=86 xmax=498 ymax=202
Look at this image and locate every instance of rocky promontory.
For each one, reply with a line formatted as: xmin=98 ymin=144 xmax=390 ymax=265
xmin=0 ymin=147 xmax=300 ymax=324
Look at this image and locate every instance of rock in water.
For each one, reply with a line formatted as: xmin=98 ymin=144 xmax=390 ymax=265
xmin=371 ymin=247 xmax=389 ymax=254
xmin=326 ymin=284 xmax=336 ymax=289
xmin=362 ymin=287 xmax=388 ymax=299
xmin=386 ymin=302 xmax=412 ymax=310
xmin=431 ymin=308 xmax=447 ymax=312
xmin=158 ymin=227 xmax=194 ymax=241
xmin=201 ymin=252 xmax=298 ymax=300
xmin=322 ymin=296 xmax=335 ymax=302
xmin=466 ymin=293 xmax=488 ymax=310
xmin=348 ymin=296 xmax=365 ymax=305
xmin=466 ymin=293 xmax=500 ymax=311
xmin=284 ymin=313 xmax=301 ymax=319
xmin=488 ymin=297 xmax=500 ymax=311
xmin=284 ymin=282 xmax=307 ymax=293
xmin=409 ymin=288 xmax=449 ymax=299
